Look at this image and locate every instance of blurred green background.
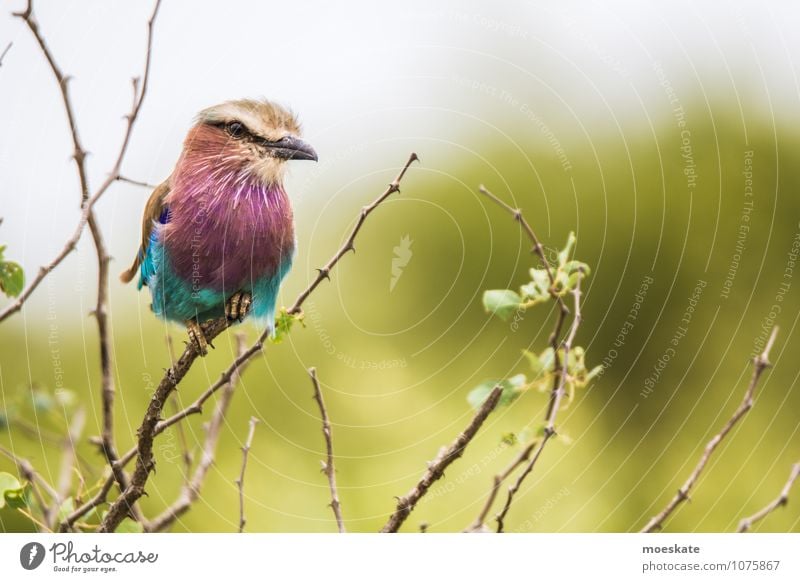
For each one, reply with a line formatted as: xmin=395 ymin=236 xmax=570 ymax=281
xmin=1 ymin=1 xmax=799 ymax=533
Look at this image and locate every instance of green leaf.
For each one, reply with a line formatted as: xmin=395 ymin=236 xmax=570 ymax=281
xmin=523 ymin=349 xmax=544 ymax=378
xmin=557 ymin=232 xmax=576 ymax=266
xmin=467 ymin=376 xmax=526 ymax=410
xmin=586 ymin=365 xmax=603 ymax=382
xmin=501 ymin=432 xmax=518 ymax=446
xmin=538 ymin=347 xmax=555 ymax=372
xmin=0 ymin=260 xmax=24 ymax=298
xmin=482 ymin=290 xmax=523 ymax=321
xmin=0 ymin=471 xmax=24 ymax=509
xmin=270 ymin=309 xmax=305 ymax=344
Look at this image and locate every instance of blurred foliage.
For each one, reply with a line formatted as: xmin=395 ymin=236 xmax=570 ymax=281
xmin=0 ymin=245 xmax=24 ymax=298
xmin=2 ymin=94 xmax=800 ymax=533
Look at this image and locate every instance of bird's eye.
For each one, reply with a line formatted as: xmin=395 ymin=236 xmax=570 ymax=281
xmin=226 ymin=121 xmax=245 ymax=138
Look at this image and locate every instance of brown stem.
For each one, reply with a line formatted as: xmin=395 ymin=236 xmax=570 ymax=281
xmin=235 ymin=417 xmax=259 ymax=533
xmin=478 ymin=185 xmax=569 ymax=314
xmin=309 ymin=367 xmax=345 ymax=532
xmin=145 ymin=334 xmax=250 ymax=532
xmin=495 ymin=274 xmax=583 ymax=532
xmin=640 ymin=326 xmax=780 ymax=533
xmin=466 ymin=442 xmax=536 ymax=532
xmin=738 ymin=462 xmax=800 ymax=532
xmin=380 ymin=386 xmax=503 ymax=533
xmin=2 ymin=0 xmax=161 ymax=324
xmin=0 ymin=41 xmax=11 ymax=66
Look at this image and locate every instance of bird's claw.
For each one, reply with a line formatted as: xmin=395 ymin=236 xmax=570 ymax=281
xmin=185 ymin=319 xmax=209 ymax=356
xmin=226 ymin=290 xmax=252 ymax=322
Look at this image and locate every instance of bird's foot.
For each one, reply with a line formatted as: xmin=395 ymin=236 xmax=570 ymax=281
xmin=226 ymin=290 xmax=253 ymax=323
xmin=185 ymin=319 xmax=209 ymax=356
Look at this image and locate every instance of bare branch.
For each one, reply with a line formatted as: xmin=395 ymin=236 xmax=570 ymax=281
xmin=145 ymin=334 xmax=249 ymax=532
xmin=117 ymin=175 xmax=157 ymax=189
xmin=640 ymin=326 xmax=780 ymax=533
xmin=737 ymin=462 xmax=800 ymax=532
xmin=0 ymin=444 xmax=57 ymax=528
xmin=1 ymin=0 xmax=161 ymax=324
xmin=55 ymin=407 xmax=86 ymax=522
xmin=236 ymin=417 xmax=259 ymax=533
xmin=309 ymin=367 xmax=345 ymax=532
xmin=0 ymin=41 xmax=11 ymax=66
xmin=478 ymin=185 xmax=569 ymax=315
xmin=290 ymin=153 xmax=419 ymax=313
xmin=495 ymin=274 xmax=584 ymax=532
xmin=380 ymin=386 xmax=503 ymax=533
xmin=466 ymin=442 xmax=535 ymax=532
xmin=97 ymin=153 xmax=419 ymax=533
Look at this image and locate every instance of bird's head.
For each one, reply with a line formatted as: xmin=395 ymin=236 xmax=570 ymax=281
xmin=186 ymin=99 xmax=317 ymax=185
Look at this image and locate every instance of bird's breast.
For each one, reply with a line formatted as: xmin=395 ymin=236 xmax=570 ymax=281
xmin=163 ymin=176 xmax=295 ymax=293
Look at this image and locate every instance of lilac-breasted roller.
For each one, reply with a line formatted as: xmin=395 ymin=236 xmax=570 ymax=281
xmin=120 ymin=99 xmax=317 ymax=354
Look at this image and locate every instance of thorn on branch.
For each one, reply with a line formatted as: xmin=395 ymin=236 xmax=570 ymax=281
xmin=640 ymin=326 xmax=780 ymax=533
xmin=380 ymin=386 xmax=503 ymax=533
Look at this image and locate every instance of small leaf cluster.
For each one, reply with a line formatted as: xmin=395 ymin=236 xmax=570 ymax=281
xmin=270 ymin=308 xmax=305 ymax=344
xmin=468 ymin=231 xmax=598 ymax=447
xmin=482 ymin=232 xmax=589 ymax=321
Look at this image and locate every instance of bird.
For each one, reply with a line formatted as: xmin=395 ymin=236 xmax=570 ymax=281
xmin=120 ymin=99 xmax=318 ymax=355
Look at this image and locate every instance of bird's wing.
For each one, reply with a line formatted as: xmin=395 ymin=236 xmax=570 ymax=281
xmin=119 ymin=179 xmax=171 ymax=284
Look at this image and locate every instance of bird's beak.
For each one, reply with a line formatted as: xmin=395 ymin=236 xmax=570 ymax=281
xmin=267 ymin=136 xmax=318 ymax=162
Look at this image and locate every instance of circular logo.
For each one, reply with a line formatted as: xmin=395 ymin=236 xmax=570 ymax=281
xmin=19 ymin=542 xmax=45 ymax=570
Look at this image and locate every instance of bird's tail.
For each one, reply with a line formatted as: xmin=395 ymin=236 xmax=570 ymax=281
xmin=119 ymin=257 xmax=140 ymax=284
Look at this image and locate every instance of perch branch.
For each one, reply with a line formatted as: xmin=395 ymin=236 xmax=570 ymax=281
xmin=495 ymin=274 xmax=583 ymax=532
xmin=145 ymin=333 xmax=250 ymax=532
xmin=737 ymin=462 xmax=800 ymax=533
xmin=380 ymin=386 xmax=503 ymax=533
xmin=236 ymin=416 xmax=258 ymax=533
xmin=97 ymin=152 xmax=419 ymax=533
xmin=640 ymin=326 xmax=779 ymax=533
xmin=309 ymin=367 xmax=345 ymax=532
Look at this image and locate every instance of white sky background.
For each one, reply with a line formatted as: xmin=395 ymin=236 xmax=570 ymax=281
xmin=1 ymin=0 xmax=799 ymax=319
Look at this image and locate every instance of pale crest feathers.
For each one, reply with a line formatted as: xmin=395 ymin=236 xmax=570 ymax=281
xmin=198 ymin=99 xmax=301 ymax=140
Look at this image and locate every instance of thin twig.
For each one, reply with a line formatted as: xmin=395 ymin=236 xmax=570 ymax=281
xmin=380 ymin=386 xmax=503 ymax=533
xmin=165 ymin=331 xmax=193 ymax=479
xmin=145 ymin=334 xmax=250 ymax=532
xmin=117 ymin=175 xmax=156 ymax=189
xmin=97 ymin=153 xmax=419 ymax=533
xmin=738 ymin=462 xmax=800 ymax=532
xmin=495 ymin=274 xmax=584 ymax=532
xmin=236 ymin=417 xmax=259 ymax=533
xmin=10 ymin=0 xmax=160 ymax=526
xmin=1 ymin=0 xmax=161 ymax=324
xmin=55 ymin=407 xmax=86 ymax=514
xmin=478 ymin=185 xmax=569 ymax=314
xmin=0 ymin=42 xmax=11 ymax=67
xmin=0 ymin=444 xmax=57 ymax=528
xmin=466 ymin=442 xmax=536 ymax=532
xmin=640 ymin=326 xmax=780 ymax=533
xmin=309 ymin=367 xmax=345 ymax=532
xmin=12 ymin=0 xmax=161 ymax=523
